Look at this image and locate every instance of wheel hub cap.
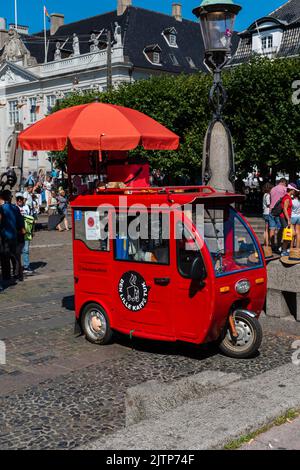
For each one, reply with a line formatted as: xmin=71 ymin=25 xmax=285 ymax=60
xmin=233 ymin=319 xmax=252 ymax=346
xmin=87 ymin=309 xmax=107 ymax=339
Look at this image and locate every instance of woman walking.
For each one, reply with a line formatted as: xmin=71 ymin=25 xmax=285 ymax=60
xmin=57 ymin=189 xmax=69 ymax=232
xmin=262 ymin=182 xmax=273 ymax=247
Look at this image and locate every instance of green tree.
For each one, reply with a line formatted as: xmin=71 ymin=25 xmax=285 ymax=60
xmin=50 ymin=57 xmax=300 ymax=182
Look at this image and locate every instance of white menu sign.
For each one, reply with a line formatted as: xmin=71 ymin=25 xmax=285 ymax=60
xmin=85 ymin=211 xmax=101 ymax=241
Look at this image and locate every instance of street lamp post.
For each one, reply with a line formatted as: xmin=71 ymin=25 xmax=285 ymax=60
xmin=193 ymin=0 xmax=241 ymax=191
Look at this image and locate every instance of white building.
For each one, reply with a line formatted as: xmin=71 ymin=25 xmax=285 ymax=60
xmin=0 ymin=0 xmax=206 ymax=177
xmin=231 ymin=0 xmax=300 ymax=65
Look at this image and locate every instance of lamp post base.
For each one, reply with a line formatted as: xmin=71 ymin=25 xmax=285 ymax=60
xmin=202 ymin=119 xmax=235 ymax=192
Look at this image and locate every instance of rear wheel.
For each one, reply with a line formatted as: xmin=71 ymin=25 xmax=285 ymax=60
xmin=219 ymin=311 xmax=262 ymax=359
xmin=81 ymin=303 xmax=113 ymax=345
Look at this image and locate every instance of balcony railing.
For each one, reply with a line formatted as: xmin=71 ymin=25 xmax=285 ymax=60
xmin=28 ymin=46 xmax=125 ymax=77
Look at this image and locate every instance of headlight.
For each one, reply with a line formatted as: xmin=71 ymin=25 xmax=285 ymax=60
xmin=235 ymin=279 xmax=250 ymax=295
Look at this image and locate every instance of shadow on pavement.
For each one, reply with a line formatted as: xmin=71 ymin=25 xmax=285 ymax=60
xmin=62 ymin=295 xmax=75 ymax=311
xmin=30 ymin=261 xmax=47 ymax=271
xmin=113 ymin=331 xmax=220 ymax=360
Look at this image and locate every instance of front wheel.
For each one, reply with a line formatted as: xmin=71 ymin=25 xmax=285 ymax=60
xmin=81 ymin=303 xmax=113 ymax=345
xmin=219 ymin=311 xmax=263 ymax=359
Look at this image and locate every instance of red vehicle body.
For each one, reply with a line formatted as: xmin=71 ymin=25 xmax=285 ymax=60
xmin=71 ymin=186 xmax=267 ymax=358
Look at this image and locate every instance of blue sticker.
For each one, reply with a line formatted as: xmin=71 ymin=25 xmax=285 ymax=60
xmin=74 ymin=210 xmax=82 ymax=221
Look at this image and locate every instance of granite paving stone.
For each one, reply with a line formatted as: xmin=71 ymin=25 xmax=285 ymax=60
xmin=0 ymin=228 xmax=299 ymax=449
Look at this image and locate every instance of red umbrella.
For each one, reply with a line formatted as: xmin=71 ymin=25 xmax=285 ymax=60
xmin=18 ymin=103 xmax=179 ymax=151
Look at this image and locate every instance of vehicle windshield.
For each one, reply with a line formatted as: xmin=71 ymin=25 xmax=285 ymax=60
xmin=192 ymin=205 xmax=263 ymax=277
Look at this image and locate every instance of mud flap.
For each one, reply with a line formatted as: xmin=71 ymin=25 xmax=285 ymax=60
xmin=74 ymin=319 xmax=82 ymax=336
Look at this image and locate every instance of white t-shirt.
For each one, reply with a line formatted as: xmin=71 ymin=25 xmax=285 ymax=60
xmin=263 ymin=193 xmax=271 ymax=215
xmin=18 ymin=204 xmax=31 ymax=216
xmin=292 ymin=198 xmax=300 ymax=217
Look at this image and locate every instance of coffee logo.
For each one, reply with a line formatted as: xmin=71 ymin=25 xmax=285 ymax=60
xmin=118 ymin=271 xmax=148 ymax=311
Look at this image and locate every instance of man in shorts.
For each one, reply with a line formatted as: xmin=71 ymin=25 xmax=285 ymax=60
xmin=269 ymin=178 xmax=287 ymax=251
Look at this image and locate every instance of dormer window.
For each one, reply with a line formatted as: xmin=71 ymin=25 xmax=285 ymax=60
xmin=162 ymin=27 xmax=178 ymax=48
xmin=143 ymin=45 xmax=162 ymax=66
xmin=262 ymin=35 xmax=273 ymax=50
xmin=153 ymin=52 xmax=160 ymax=64
xmin=169 ymin=34 xmax=177 ymax=46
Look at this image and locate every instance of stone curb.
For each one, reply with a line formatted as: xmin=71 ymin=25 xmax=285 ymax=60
xmin=79 ymin=363 xmax=300 ymax=450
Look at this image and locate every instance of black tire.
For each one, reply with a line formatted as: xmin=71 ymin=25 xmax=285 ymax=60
xmin=219 ymin=311 xmax=263 ymax=359
xmin=81 ymin=303 xmax=113 ymax=345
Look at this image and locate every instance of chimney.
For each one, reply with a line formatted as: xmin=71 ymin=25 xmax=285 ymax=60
xmin=117 ymin=0 xmax=132 ymax=16
xmin=50 ymin=13 xmax=64 ymax=35
xmin=172 ymin=2 xmax=182 ymax=22
xmin=0 ymin=18 xmax=7 ymax=49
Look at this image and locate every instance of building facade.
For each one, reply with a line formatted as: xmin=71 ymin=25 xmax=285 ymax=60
xmin=231 ymin=0 xmax=300 ymax=65
xmin=0 ymin=1 xmax=206 ymax=176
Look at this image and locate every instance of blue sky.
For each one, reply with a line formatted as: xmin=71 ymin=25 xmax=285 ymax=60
xmin=1 ymin=1 xmax=286 ymax=34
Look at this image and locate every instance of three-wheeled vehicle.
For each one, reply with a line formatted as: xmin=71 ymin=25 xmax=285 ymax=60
xmin=71 ymin=185 xmax=266 ymax=359
xmin=18 ymin=103 xmax=266 ymax=359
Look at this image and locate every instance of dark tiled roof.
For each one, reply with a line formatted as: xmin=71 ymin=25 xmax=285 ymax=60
xmin=28 ymin=6 xmax=207 ymax=73
xmin=269 ymin=0 xmax=300 ymax=24
xmin=21 ymin=6 xmax=239 ymax=74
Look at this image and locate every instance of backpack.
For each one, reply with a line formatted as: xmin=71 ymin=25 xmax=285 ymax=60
xmin=24 ymin=215 xmax=35 ymax=241
xmin=271 ymin=198 xmax=283 ymax=217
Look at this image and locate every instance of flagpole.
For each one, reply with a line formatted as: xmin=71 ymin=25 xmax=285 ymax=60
xmin=44 ymin=7 xmax=47 ymax=63
xmin=14 ymin=0 xmax=18 ymax=30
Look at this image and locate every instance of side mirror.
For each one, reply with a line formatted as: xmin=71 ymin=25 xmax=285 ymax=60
xmin=190 ymin=256 xmax=206 ymax=281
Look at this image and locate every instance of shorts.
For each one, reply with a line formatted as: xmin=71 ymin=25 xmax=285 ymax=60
xmin=269 ymin=215 xmax=281 ymax=230
xmin=291 ymin=216 xmax=300 ymax=225
xmin=263 ymin=215 xmax=270 ymax=224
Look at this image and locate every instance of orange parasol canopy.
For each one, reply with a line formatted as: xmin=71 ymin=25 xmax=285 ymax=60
xmin=18 ymin=103 xmax=179 ymax=152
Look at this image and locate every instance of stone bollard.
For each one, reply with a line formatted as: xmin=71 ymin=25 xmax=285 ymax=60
xmin=267 ymin=260 xmax=300 ymax=321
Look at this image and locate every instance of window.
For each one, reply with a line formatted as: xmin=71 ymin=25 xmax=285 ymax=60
xmin=74 ymin=208 xmax=109 ymax=251
xmin=29 ymin=97 xmax=37 ymax=123
xmin=162 ymin=28 xmax=178 ymax=47
xmin=114 ymin=212 xmax=169 ymax=265
xmin=169 ymin=34 xmax=177 ymax=46
xmin=47 ymin=95 xmax=56 ymax=113
xmin=186 ymin=57 xmax=196 ymax=69
xmin=202 ymin=206 xmax=263 ymax=276
xmin=169 ymin=54 xmax=179 ymax=66
xmin=153 ymin=52 xmax=160 ymax=64
xmin=144 ymin=45 xmax=162 ymax=65
xmin=8 ymin=100 xmax=19 ymax=126
xmin=176 ymin=223 xmax=205 ymax=279
xmin=262 ymin=35 xmax=273 ymax=50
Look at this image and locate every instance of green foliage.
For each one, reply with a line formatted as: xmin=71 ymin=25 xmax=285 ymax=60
xmin=50 ymin=57 xmax=300 ymax=180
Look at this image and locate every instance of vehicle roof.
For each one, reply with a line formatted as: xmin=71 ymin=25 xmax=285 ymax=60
xmin=70 ymin=186 xmax=245 ymax=208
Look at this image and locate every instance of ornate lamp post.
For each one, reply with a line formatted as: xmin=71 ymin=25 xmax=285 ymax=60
xmin=193 ymin=0 xmax=241 ymax=191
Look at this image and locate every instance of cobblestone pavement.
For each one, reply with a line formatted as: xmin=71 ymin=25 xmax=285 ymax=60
xmin=0 ymin=229 xmax=299 ymax=449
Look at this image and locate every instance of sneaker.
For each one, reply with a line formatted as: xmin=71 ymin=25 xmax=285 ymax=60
xmin=23 ymin=268 xmax=35 ymax=275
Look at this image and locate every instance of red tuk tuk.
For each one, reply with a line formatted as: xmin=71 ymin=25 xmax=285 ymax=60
xmin=18 ymin=103 xmax=266 ymax=359
xmin=71 ymin=186 xmax=266 ymax=359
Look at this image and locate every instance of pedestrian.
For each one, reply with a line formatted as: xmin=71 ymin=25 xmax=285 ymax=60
xmin=57 ymin=188 xmax=69 ymax=231
xmin=280 ymin=183 xmax=298 ymax=257
xmin=48 ymin=190 xmax=58 ymax=216
xmin=269 ymin=178 xmax=287 ymax=251
xmin=25 ymin=172 xmax=35 ymax=187
xmin=262 ymin=182 xmax=273 ymax=247
xmin=291 ymin=190 xmax=300 ymax=248
xmin=23 ymin=184 xmax=35 ymax=214
xmin=43 ymin=176 xmax=53 ymax=212
xmin=0 ymin=190 xmax=24 ymax=287
xmin=15 ymin=193 xmax=35 ymax=275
